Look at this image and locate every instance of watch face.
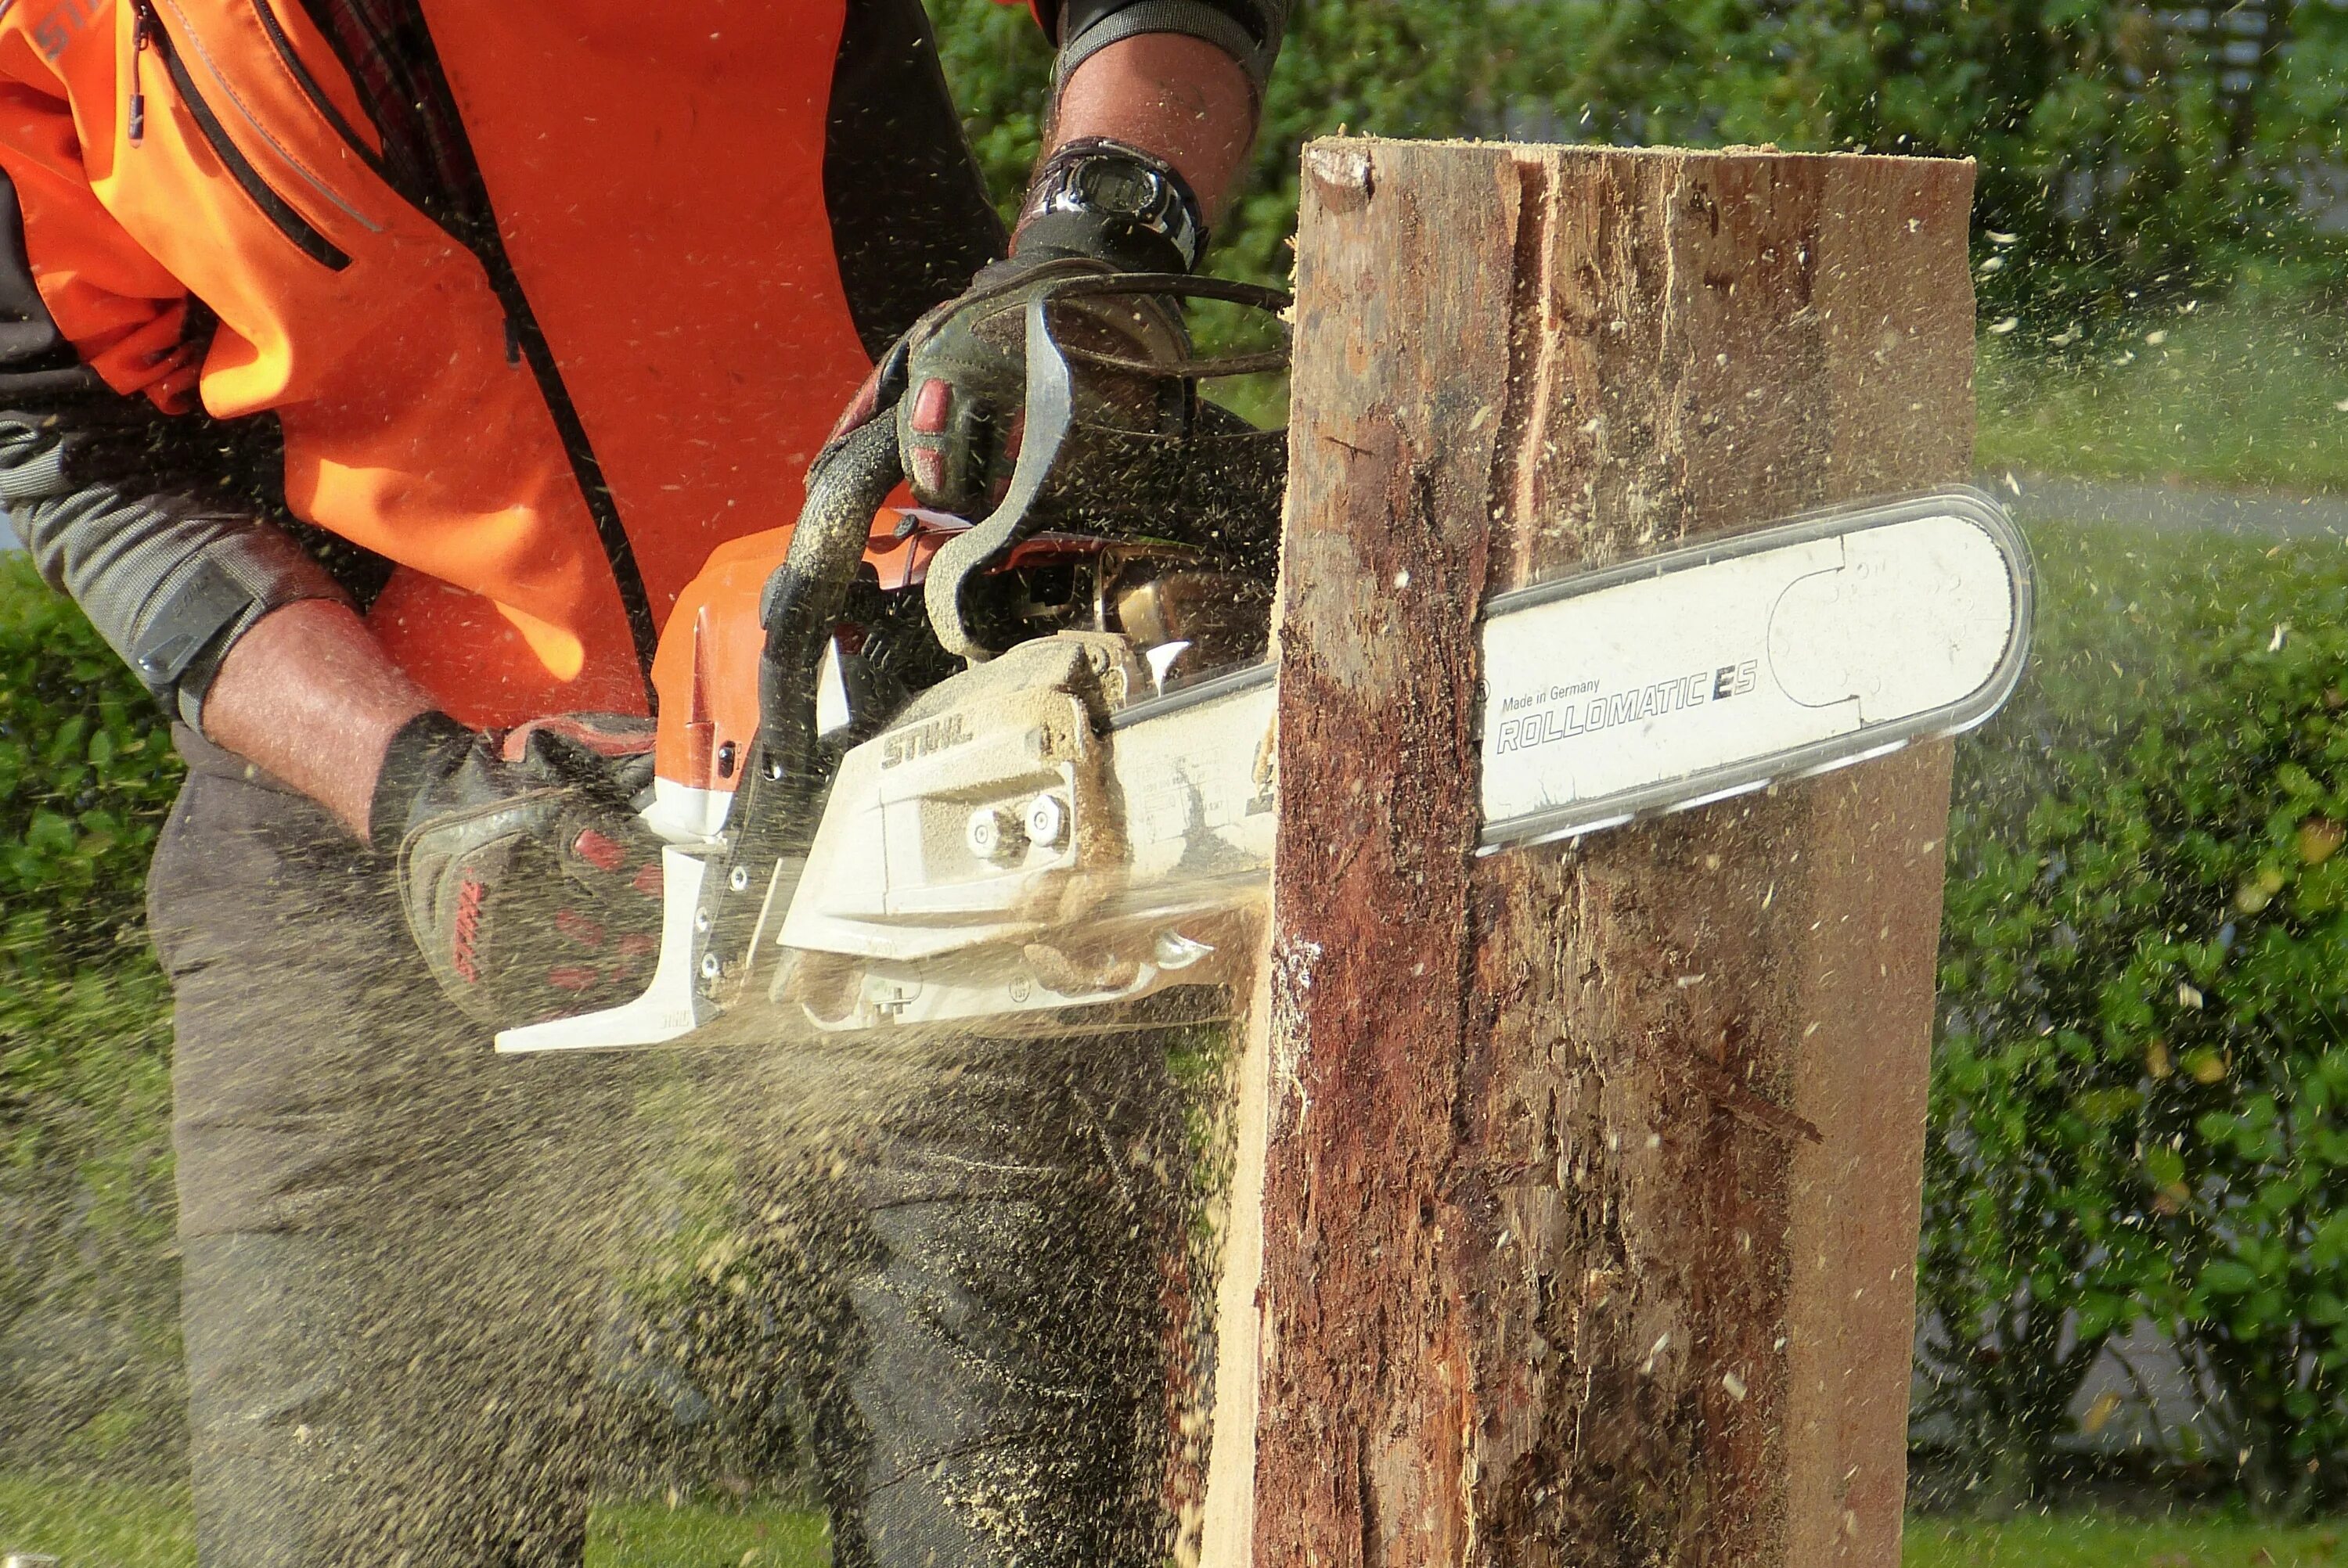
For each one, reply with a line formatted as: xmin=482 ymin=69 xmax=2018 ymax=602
xmin=1079 ymin=160 xmax=1161 ymax=218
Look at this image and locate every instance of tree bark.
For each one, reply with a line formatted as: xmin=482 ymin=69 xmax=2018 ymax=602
xmin=1203 ymin=141 xmax=1975 ymax=1568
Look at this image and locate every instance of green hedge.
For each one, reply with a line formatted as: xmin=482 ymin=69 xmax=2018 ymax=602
xmin=1923 ymin=528 xmax=2348 ymax=1516
xmin=0 ymin=560 xmax=807 ymax=1489
xmin=17 ymin=527 xmax=2348 ymax=1509
xmin=22 ymin=529 xmax=2348 ymax=1506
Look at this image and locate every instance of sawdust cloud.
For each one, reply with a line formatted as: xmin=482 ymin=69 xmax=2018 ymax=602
xmin=9 ymin=953 xmax=1248 ymax=1563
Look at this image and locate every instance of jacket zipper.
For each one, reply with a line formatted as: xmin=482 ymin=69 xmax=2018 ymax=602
xmin=376 ymin=21 xmax=661 ymax=688
xmin=129 ymin=0 xmax=155 ymax=142
xmin=129 ymin=0 xmax=350 ymax=270
xmin=247 ymin=0 xmax=388 ymax=184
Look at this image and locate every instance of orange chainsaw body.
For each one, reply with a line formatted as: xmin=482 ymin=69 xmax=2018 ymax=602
xmin=650 ymin=510 xmax=1192 ymax=800
xmin=650 ymin=512 xmax=937 ymax=798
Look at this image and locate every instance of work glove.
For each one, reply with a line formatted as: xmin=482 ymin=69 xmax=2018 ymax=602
xmin=372 ymin=711 xmax=665 ymax=1032
xmin=896 ymin=137 xmax=1207 ymax=518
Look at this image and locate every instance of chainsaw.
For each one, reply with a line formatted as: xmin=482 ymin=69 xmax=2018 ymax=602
xmin=498 ymin=274 xmax=2033 ymax=1054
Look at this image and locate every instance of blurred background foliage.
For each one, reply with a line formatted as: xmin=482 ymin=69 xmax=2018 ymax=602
xmin=935 ymin=0 xmax=2348 ymax=322
xmin=9 ymin=0 xmax=2348 ymax=1526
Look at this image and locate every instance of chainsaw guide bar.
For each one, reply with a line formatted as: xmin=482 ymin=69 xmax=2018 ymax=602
xmin=498 ymin=486 xmax=2029 ymax=1056
xmin=1477 ymin=485 xmax=2029 ymax=849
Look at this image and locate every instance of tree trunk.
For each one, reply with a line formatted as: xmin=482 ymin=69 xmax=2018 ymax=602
xmin=1198 ymin=141 xmax=1976 ymax=1568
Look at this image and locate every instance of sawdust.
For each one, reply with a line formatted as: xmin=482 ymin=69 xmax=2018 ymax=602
xmin=6 ymin=869 xmax=1255 ymax=1566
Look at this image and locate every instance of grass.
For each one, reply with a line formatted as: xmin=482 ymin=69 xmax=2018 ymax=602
xmin=591 ymin=1495 xmax=829 ymax=1568
xmin=1975 ymin=291 xmax=2348 ymax=494
xmin=0 ymin=1473 xmax=828 ymax=1568
xmin=0 ymin=1475 xmax=190 ymax=1567
xmin=1905 ymin=1512 xmax=2348 ymax=1566
xmin=7 ymin=1476 xmax=2344 ymax=1568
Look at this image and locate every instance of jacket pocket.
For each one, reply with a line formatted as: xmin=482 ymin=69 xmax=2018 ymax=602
xmin=247 ymin=0 xmax=392 ymax=185
xmin=131 ymin=0 xmax=352 ymax=272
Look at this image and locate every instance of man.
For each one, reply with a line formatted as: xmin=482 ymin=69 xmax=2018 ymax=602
xmin=0 ymin=0 xmax=1280 ymax=1560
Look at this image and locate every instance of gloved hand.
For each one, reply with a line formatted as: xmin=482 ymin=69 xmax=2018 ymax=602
xmin=897 ymin=137 xmax=1207 ymax=518
xmin=371 ymin=710 xmax=665 ymax=1032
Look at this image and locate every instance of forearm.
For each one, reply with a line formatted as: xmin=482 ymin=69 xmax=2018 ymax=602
xmin=1050 ymin=32 xmax=1256 ymax=221
xmin=200 ymin=599 xmax=434 ymax=840
xmin=0 ymin=408 xmax=424 ymax=839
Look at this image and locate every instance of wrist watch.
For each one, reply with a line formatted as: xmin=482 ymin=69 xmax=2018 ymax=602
xmin=1021 ymin=137 xmax=1207 ymax=272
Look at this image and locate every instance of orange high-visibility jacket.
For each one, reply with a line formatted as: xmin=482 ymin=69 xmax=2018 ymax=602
xmin=0 ymin=0 xmax=1003 ymax=725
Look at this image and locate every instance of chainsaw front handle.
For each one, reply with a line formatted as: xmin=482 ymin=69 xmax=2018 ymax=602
xmin=924 ymin=272 xmax=1292 ymax=664
xmin=758 ymin=414 xmax=904 ymax=797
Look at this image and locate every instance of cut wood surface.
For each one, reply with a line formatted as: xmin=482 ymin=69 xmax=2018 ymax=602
xmin=1205 ymin=141 xmax=1975 ymax=1568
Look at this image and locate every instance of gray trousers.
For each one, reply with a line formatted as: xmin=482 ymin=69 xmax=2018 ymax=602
xmin=150 ymin=728 xmax=1178 ymax=1566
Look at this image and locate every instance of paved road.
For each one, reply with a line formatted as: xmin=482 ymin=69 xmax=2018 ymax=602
xmin=4 ymin=470 xmax=2343 ymax=558
xmin=1989 ymin=468 xmax=2348 ymax=539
